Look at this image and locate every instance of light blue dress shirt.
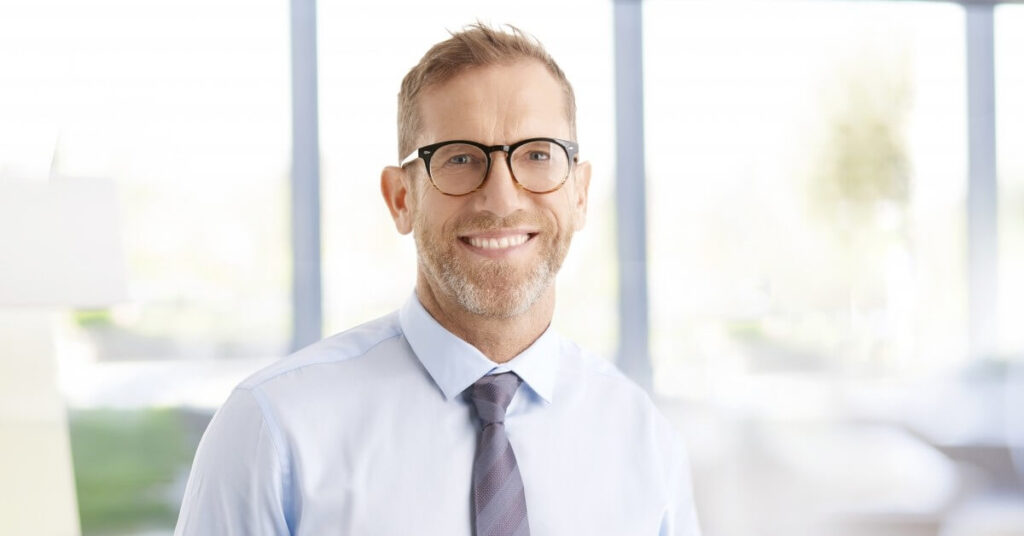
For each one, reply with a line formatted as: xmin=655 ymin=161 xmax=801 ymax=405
xmin=175 ymin=294 xmax=701 ymax=535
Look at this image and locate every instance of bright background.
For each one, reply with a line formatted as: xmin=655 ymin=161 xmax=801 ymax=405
xmin=1 ymin=0 xmax=1022 ymax=534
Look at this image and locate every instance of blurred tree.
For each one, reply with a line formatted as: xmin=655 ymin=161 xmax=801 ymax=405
xmin=804 ymin=45 xmax=914 ymax=371
xmin=808 ymin=49 xmax=912 ymax=229
xmin=70 ymin=408 xmax=195 ymax=535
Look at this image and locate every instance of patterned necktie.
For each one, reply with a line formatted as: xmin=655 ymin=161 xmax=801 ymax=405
xmin=466 ymin=372 xmax=531 ymax=536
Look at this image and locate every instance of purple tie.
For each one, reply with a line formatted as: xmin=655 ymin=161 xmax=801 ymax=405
xmin=466 ymin=372 xmax=531 ymax=536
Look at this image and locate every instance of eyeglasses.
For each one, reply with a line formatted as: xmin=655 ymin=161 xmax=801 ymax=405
xmin=400 ymin=137 xmax=579 ymax=196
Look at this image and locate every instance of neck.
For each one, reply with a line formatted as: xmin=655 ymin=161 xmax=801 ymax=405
xmin=415 ymin=275 xmax=554 ymax=364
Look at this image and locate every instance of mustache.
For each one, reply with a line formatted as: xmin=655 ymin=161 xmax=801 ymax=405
xmin=453 ymin=211 xmax=546 ymax=234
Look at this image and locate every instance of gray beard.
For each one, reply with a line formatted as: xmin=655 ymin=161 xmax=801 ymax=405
xmin=411 ymin=208 xmax=573 ymax=319
xmin=419 ymin=250 xmax=555 ymax=319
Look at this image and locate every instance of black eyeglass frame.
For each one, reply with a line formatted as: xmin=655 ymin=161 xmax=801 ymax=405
xmin=400 ymin=137 xmax=580 ymax=196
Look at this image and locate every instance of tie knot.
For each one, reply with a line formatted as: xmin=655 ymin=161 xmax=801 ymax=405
xmin=466 ymin=372 xmax=522 ymax=426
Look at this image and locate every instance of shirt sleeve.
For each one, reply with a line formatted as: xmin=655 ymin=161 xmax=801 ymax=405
xmin=659 ymin=422 xmax=702 ymax=536
xmin=174 ymin=387 xmax=291 ymax=536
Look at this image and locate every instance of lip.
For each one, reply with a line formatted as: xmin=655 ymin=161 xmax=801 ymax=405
xmin=458 ymin=229 xmax=538 ymax=259
xmin=458 ymin=228 xmax=540 ymax=240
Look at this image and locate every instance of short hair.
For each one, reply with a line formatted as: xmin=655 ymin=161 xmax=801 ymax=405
xmin=397 ymin=23 xmax=577 ymax=161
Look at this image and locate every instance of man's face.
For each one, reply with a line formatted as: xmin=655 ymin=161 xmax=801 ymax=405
xmin=395 ymin=60 xmax=590 ymax=319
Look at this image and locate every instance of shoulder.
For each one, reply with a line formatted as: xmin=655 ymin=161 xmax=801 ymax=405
xmin=557 ymin=337 xmax=656 ymax=411
xmin=555 ymin=337 xmax=677 ymax=441
xmin=555 ymin=336 xmax=687 ymax=485
xmin=557 ymin=335 xmax=686 ymax=444
xmin=237 ymin=310 xmax=407 ymax=392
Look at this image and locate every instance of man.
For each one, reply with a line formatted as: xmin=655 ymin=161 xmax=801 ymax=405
xmin=175 ymin=24 xmax=701 ymax=536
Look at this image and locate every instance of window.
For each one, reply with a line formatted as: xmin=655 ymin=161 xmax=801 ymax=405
xmin=996 ymin=4 xmax=1024 ymax=358
xmin=1 ymin=2 xmax=292 ymax=531
xmin=0 ymin=0 xmax=294 ymax=363
xmin=644 ymin=0 xmax=968 ymax=398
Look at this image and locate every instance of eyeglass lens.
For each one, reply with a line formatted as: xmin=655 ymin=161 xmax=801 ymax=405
xmin=428 ymin=140 xmax=570 ymax=195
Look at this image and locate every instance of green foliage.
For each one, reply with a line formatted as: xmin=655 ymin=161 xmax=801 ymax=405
xmin=807 ymin=50 xmax=912 ymax=228
xmin=69 ymin=408 xmax=195 ymax=535
xmin=73 ymin=309 xmax=114 ymax=328
xmin=795 ymin=45 xmax=915 ymax=368
xmin=727 ymin=320 xmax=766 ymax=343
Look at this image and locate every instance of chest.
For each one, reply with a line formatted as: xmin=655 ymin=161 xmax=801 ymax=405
xmin=282 ymin=393 xmax=667 ymax=535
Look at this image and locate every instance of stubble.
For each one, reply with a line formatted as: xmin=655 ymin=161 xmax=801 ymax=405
xmin=414 ymin=211 xmax=572 ymax=319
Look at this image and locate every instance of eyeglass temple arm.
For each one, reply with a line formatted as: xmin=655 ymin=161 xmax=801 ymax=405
xmin=399 ymin=150 xmax=421 ymax=167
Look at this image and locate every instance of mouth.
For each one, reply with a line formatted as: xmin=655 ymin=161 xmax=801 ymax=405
xmin=458 ymin=230 xmax=539 ymax=256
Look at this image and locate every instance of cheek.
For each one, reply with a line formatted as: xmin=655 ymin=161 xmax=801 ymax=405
xmin=414 ymin=198 xmax=463 ymax=236
xmin=547 ymin=191 xmax=579 ymax=231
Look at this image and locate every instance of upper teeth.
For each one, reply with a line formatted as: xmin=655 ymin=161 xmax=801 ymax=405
xmin=467 ymin=234 xmax=529 ymax=249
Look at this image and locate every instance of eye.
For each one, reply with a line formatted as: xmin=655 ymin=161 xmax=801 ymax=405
xmin=525 ymin=151 xmax=550 ymax=161
xmin=447 ymin=154 xmax=475 ymax=165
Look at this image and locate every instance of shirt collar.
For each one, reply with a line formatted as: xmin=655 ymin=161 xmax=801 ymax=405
xmin=399 ymin=292 xmax=559 ymax=404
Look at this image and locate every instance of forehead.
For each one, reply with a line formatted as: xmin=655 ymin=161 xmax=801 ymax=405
xmin=416 ymin=60 xmax=570 ymax=145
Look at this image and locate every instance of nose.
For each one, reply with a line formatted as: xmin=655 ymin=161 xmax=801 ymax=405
xmin=475 ymin=151 xmax=527 ymax=217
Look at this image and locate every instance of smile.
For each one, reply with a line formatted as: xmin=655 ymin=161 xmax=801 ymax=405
xmin=465 ymin=234 xmax=530 ymax=249
xmin=458 ymin=231 xmax=538 ymax=255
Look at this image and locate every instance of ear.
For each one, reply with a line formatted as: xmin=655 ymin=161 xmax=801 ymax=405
xmin=570 ymin=160 xmax=591 ymax=231
xmin=381 ymin=166 xmax=414 ymax=235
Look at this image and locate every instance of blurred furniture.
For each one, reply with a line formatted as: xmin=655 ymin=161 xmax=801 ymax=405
xmin=0 ymin=178 xmax=126 ymax=536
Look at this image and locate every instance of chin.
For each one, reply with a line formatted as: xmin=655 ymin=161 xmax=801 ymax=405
xmin=444 ymin=269 xmax=553 ymax=320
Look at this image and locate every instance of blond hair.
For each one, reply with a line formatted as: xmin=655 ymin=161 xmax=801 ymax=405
xmin=397 ymin=23 xmax=577 ymax=161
